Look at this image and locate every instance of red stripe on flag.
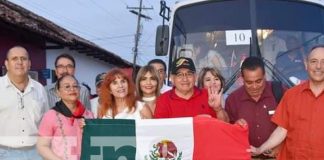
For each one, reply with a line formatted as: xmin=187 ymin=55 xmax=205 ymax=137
xmin=193 ymin=117 xmax=251 ymax=160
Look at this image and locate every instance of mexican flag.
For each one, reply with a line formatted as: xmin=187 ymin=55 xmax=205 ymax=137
xmin=81 ymin=117 xmax=250 ymax=160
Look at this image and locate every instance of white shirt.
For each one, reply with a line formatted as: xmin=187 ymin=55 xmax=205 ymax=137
xmin=102 ymin=103 xmax=144 ymax=120
xmin=197 ymin=50 xmax=227 ymax=70
xmin=261 ymin=35 xmax=287 ymax=80
xmin=0 ymin=74 xmax=49 ymax=148
xmin=160 ymin=84 xmax=172 ymax=93
xmin=261 ymin=35 xmax=287 ymax=65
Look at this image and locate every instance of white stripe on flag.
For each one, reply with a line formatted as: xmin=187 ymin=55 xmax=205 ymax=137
xmin=135 ymin=117 xmax=194 ymax=160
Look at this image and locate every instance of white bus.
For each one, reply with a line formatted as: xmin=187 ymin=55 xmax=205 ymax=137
xmin=155 ymin=0 xmax=324 ymax=93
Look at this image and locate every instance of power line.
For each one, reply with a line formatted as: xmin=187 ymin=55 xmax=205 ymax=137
xmin=73 ymin=0 xmax=88 ymax=9
xmin=95 ymin=40 xmax=133 ymax=50
xmin=144 ymin=0 xmax=154 ymax=7
xmin=14 ymin=0 xmax=137 ymax=51
xmin=119 ymin=0 xmax=128 ymax=6
xmin=14 ymin=0 xmax=109 ymax=39
xmin=127 ymin=0 xmax=153 ymax=79
xmin=90 ymin=34 xmax=134 ymax=41
xmin=88 ymin=0 xmax=126 ymax=26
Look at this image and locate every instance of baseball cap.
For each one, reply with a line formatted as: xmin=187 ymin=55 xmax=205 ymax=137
xmin=95 ymin=72 xmax=106 ymax=86
xmin=171 ymin=57 xmax=196 ymax=74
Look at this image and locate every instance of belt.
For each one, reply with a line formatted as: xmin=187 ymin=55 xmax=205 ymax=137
xmin=0 ymin=145 xmax=35 ymax=150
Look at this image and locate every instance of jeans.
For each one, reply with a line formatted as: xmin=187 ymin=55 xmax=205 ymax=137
xmin=0 ymin=146 xmax=42 ymax=160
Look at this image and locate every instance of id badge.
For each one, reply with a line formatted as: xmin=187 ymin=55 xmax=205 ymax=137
xmin=268 ymin=110 xmax=275 ymax=115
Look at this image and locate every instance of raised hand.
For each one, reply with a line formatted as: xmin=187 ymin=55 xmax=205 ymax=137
xmin=208 ymin=86 xmax=223 ymax=111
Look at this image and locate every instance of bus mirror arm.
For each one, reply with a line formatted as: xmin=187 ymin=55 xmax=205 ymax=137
xmin=263 ymin=58 xmax=294 ymax=88
xmin=255 ymin=35 xmax=294 ymax=88
xmin=223 ymin=68 xmax=241 ymax=93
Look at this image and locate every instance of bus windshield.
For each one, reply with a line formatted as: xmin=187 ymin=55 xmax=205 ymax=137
xmin=170 ymin=0 xmax=324 ymax=92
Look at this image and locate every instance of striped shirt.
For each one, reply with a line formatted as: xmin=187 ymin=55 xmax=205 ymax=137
xmin=45 ymin=82 xmax=91 ymax=110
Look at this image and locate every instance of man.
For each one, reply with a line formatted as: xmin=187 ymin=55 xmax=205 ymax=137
xmin=90 ymin=72 xmax=106 ymax=117
xmin=225 ymin=56 xmax=282 ymax=159
xmin=251 ymin=45 xmax=324 ymax=159
xmin=275 ymin=36 xmax=307 ymax=80
xmin=154 ymin=57 xmax=228 ymax=121
xmin=148 ymin=59 xmax=172 ymax=93
xmin=261 ymin=31 xmax=287 ymax=80
xmin=45 ymin=53 xmax=91 ymax=110
xmin=261 ymin=31 xmax=287 ymax=66
xmin=0 ymin=46 xmax=49 ymax=159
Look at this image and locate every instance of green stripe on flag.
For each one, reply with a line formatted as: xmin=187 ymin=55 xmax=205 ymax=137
xmin=81 ymin=119 xmax=136 ymax=160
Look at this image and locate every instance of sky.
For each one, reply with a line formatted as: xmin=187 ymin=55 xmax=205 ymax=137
xmin=8 ymin=0 xmax=181 ymax=65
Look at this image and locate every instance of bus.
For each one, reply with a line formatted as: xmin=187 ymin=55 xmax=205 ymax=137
xmin=155 ymin=0 xmax=324 ymax=93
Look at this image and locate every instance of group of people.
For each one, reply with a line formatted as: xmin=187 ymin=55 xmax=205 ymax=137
xmin=0 ymin=44 xmax=323 ymax=160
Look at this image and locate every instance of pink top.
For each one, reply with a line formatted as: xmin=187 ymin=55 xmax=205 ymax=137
xmin=38 ymin=109 xmax=93 ymax=160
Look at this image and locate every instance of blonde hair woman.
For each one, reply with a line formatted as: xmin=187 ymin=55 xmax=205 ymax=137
xmin=135 ymin=65 xmax=161 ymax=114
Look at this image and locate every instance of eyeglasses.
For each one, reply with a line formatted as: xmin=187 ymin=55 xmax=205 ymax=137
xmin=60 ymin=85 xmax=80 ymax=91
xmin=56 ymin=64 xmax=74 ymax=70
xmin=175 ymin=71 xmax=195 ymax=79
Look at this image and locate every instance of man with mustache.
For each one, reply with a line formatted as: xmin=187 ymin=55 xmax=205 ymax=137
xmin=0 ymin=46 xmax=49 ymax=159
xmin=225 ymin=56 xmax=283 ymax=159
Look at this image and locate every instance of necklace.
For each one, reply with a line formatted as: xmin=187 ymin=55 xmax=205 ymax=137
xmin=142 ymin=96 xmax=156 ymax=102
xmin=56 ymin=112 xmax=68 ymax=160
xmin=10 ymin=80 xmax=27 ymax=92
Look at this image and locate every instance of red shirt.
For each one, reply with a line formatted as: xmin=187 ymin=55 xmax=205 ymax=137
xmin=154 ymin=87 xmax=217 ymax=118
xmin=272 ymin=81 xmax=324 ymax=159
xmin=225 ymin=82 xmax=278 ymax=147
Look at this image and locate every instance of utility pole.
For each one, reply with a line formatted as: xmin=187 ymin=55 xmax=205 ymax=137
xmin=127 ymin=0 xmax=153 ymax=80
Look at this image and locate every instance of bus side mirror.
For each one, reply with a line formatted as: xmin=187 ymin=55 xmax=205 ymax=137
xmin=155 ymin=25 xmax=169 ymax=56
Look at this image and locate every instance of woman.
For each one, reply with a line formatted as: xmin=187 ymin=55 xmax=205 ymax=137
xmin=198 ymin=67 xmax=229 ymax=122
xmin=135 ymin=65 xmax=161 ymax=114
xmin=37 ymin=75 xmax=93 ymax=160
xmin=98 ymin=68 xmax=152 ymax=119
xmin=198 ymin=67 xmax=225 ymax=92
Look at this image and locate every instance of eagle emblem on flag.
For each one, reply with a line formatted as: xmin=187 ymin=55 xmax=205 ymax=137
xmin=145 ymin=139 xmax=182 ymax=160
